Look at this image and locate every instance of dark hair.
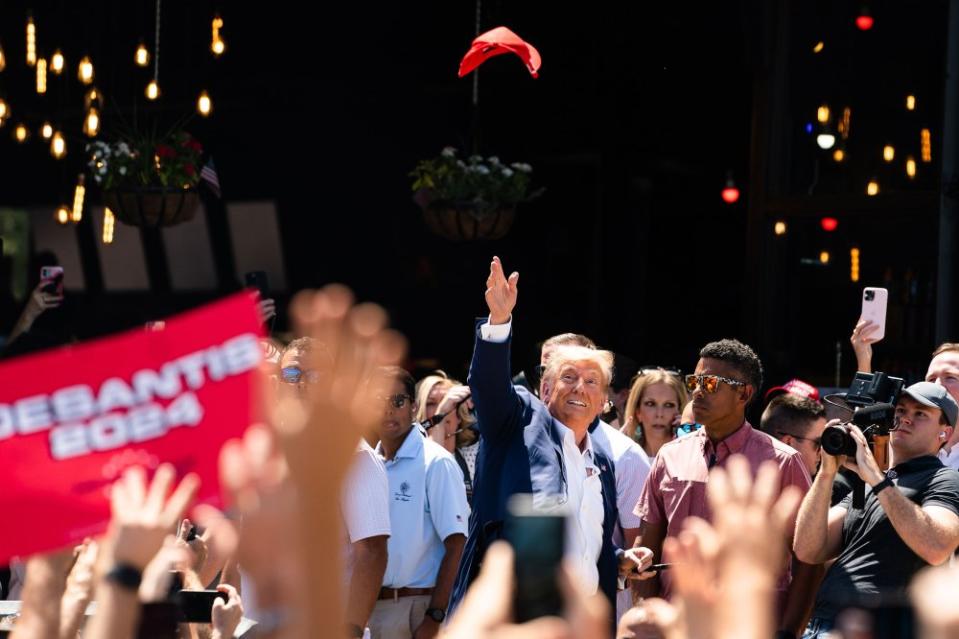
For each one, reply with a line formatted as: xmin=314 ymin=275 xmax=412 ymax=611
xmin=699 ymin=339 xmax=764 ymax=399
xmin=760 ymin=394 xmax=825 ymax=437
xmin=373 ymin=365 xmax=416 ymax=399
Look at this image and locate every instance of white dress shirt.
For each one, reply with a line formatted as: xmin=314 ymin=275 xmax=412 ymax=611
xmin=480 ymin=317 xmax=604 ymax=594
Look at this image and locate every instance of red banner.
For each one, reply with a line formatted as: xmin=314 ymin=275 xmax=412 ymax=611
xmin=0 ymin=293 xmax=263 ymax=564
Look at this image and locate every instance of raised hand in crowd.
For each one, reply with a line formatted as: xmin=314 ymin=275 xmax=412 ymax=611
xmin=485 ymin=255 xmax=519 ymax=325
xmin=8 ymin=281 xmax=63 ymax=344
xmin=84 ymin=464 xmax=199 ymax=639
xmin=442 ymin=541 xmax=610 ymax=639
xmin=910 ymin=563 xmax=959 ymax=639
xmin=211 ymin=584 xmax=245 ymax=639
xmin=9 ymin=549 xmax=76 ymax=639
xmin=258 ymin=298 xmax=278 ymax=325
xmin=59 ymin=539 xmax=99 ymax=639
xmin=616 ymin=598 xmax=681 ymax=639
xmin=850 ymin=317 xmax=881 ymax=374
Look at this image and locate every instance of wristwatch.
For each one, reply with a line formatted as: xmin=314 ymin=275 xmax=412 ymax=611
xmin=104 ymin=563 xmax=143 ymax=591
xmin=425 ymin=607 xmax=446 ymax=623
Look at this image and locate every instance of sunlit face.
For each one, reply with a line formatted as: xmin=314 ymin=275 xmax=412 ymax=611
xmin=544 ymin=360 xmax=607 ymax=431
xmin=787 ymin=417 xmax=827 ymax=478
xmin=635 ymin=383 xmax=681 ymax=440
xmin=689 ymin=358 xmax=749 ymax=429
xmin=377 ymin=379 xmax=415 ymax=441
xmin=424 ymin=383 xmax=452 ymax=420
xmin=926 ymin=352 xmax=959 ymax=405
xmin=891 ymin=396 xmax=951 ymax=457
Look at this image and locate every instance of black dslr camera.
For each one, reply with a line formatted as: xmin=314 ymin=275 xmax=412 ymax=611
xmin=821 ymin=371 xmax=904 ymax=457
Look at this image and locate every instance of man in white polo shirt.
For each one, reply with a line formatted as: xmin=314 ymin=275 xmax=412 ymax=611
xmin=370 ymin=367 xmax=469 ymax=639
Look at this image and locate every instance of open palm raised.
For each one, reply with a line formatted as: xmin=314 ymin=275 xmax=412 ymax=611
xmin=485 ymin=256 xmax=519 ymax=325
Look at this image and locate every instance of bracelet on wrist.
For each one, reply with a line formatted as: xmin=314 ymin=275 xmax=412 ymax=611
xmin=104 ymin=563 xmax=143 ymax=591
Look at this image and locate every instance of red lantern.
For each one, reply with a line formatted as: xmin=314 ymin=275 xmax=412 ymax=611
xmin=855 ymin=12 xmax=874 ymax=31
xmin=721 ymin=186 xmax=740 ymax=204
xmin=820 ymin=217 xmax=839 ymax=232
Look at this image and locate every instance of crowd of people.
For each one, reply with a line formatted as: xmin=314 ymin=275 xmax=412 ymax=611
xmin=3 ymin=255 xmax=959 ymax=639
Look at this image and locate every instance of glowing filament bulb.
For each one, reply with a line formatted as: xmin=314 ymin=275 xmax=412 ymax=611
xmin=774 ymin=221 xmax=787 ymax=236
xmin=14 ymin=123 xmax=28 ymax=142
xmin=103 ymin=207 xmax=115 ymax=244
xmin=26 ymin=17 xmax=36 ymax=66
xmin=839 ymin=107 xmax=851 ymax=139
xmin=36 ymin=57 xmax=47 ymax=93
xmin=906 ymin=156 xmax=917 ymax=179
xmin=866 ymin=179 xmax=879 ymax=196
xmin=850 ymin=248 xmax=860 ymax=282
xmin=51 ymin=130 xmax=66 ymax=158
xmin=78 ymin=56 xmax=94 ymax=84
xmin=197 ymin=91 xmax=212 ymax=116
xmin=817 ymin=105 xmax=830 ymax=123
xmin=41 ymin=121 xmax=53 ymax=139
xmin=211 ymin=15 xmax=226 ymax=56
xmin=71 ymin=175 xmax=85 ymax=222
xmin=883 ymin=145 xmax=895 ymax=162
xmin=135 ymin=42 xmax=149 ymax=67
xmin=833 ymin=148 xmax=845 ymax=162
xmin=55 ymin=205 xmax=70 ymax=225
xmin=145 ymin=80 xmax=160 ymax=100
xmin=84 ymin=108 xmax=100 ymax=137
xmin=820 ymin=251 xmax=830 ymax=265
xmin=51 ymin=49 xmax=64 ymax=74
xmin=84 ymin=87 xmax=101 ymax=110
xmin=906 ymin=95 xmax=916 ymax=111
xmin=921 ymin=128 xmax=932 ymax=162
xmin=813 ymin=41 xmax=824 ymax=53
xmin=0 ymin=43 xmax=6 ymax=71
xmin=0 ymin=99 xmax=8 ymax=119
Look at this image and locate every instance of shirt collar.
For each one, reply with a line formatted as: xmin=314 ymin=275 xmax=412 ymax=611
xmin=375 ymin=426 xmax=423 ymax=461
xmin=701 ymin=421 xmax=753 ymax=457
xmin=891 ymin=454 xmax=944 ymax=474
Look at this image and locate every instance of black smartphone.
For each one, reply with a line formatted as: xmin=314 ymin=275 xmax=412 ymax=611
xmin=648 ymin=563 xmax=671 ymax=573
xmin=244 ymin=270 xmax=269 ymax=299
xmin=505 ymin=494 xmax=566 ymax=623
xmin=174 ymin=590 xmax=228 ymax=623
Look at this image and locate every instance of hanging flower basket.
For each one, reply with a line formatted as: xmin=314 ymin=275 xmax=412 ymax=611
xmin=418 ymin=197 xmax=516 ymax=242
xmin=103 ymin=187 xmax=200 ymax=228
xmin=410 ymin=148 xmax=541 ymax=242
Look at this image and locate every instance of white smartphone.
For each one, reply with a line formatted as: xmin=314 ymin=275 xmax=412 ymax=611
xmin=861 ymin=287 xmax=888 ymax=342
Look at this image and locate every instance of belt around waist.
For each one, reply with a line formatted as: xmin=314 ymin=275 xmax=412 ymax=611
xmin=378 ymin=586 xmax=434 ymax=600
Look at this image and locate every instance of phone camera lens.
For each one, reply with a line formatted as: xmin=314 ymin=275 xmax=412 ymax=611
xmin=865 ymin=291 xmax=874 ymax=301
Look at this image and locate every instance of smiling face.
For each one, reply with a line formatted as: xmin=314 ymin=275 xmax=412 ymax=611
xmin=543 ymin=360 xmax=607 ymax=438
xmin=926 ymin=351 xmax=959 ymax=405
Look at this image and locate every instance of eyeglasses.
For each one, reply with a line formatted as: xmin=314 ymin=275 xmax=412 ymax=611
xmin=378 ymin=394 xmax=412 ymax=409
xmin=777 ymin=432 xmax=822 ymax=451
xmin=684 ymin=374 xmax=746 ymax=394
xmin=676 ymin=422 xmax=703 ymax=436
xmin=281 ymin=367 xmax=321 ymax=385
xmin=638 ymin=366 xmax=682 ymax=378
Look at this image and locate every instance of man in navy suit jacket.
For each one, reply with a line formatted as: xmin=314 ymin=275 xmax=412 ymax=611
xmin=448 ymin=257 xmax=624 ymax=621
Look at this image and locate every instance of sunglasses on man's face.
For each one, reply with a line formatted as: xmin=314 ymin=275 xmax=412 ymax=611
xmin=684 ymin=374 xmax=746 ymax=394
xmin=378 ymin=394 xmax=412 ymax=409
xmin=281 ymin=367 xmax=321 ymax=385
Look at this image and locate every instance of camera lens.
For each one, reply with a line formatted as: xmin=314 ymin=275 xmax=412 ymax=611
xmin=821 ymin=424 xmax=853 ymax=456
xmin=865 ymin=290 xmax=874 ymax=301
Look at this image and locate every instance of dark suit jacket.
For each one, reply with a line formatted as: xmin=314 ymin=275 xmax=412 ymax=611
xmin=448 ymin=321 xmax=620 ymax=620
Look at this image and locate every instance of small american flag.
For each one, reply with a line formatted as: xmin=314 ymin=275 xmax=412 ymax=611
xmin=200 ymin=158 xmax=221 ymax=198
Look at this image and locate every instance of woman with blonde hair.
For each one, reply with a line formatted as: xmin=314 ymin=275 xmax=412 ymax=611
xmin=621 ymin=369 xmax=687 ymax=458
xmin=414 ymin=372 xmax=479 ymax=503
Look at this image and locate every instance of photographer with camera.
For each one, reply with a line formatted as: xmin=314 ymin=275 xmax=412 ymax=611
xmin=794 ymin=381 xmax=959 ymax=639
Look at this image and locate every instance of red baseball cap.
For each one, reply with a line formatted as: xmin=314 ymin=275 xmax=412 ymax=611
xmin=764 ymin=378 xmax=820 ymax=402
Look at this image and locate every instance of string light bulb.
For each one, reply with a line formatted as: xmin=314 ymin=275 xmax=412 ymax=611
xmin=145 ymin=80 xmax=160 ymax=100
xmin=906 ymin=156 xmax=917 ymax=179
xmin=0 ymin=98 xmax=8 ymax=119
xmin=833 ymin=148 xmax=845 ymax=162
xmin=820 ymin=251 xmax=830 ymax=265
xmin=774 ymin=221 xmax=787 ymax=236
xmin=26 ymin=16 xmax=36 ymax=66
xmin=921 ymin=128 xmax=932 ymax=162
xmin=41 ymin=121 xmax=53 ymax=139
xmin=135 ymin=41 xmax=150 ymax=67
xmin=84 ymin=107 xmax=100 ymax=137
xmin=51 ymin=130 xmax=66 ymax=158
xmin=816 ymin=133 xmax=836 ymax=149
xmin=817 ymin=105 xmax=830 ymax=123
xmin=813 ymin=41 xmax=824 ymax=53
xmin=103 ymin=207 xmax=115 ymax=244
xmin=84 ymin=87 xmax=102 ymax=110
xmin=866 ymin=179 xmax=879 ymax=196
xmin=211 ymin=15 xmax=226 ymax=56
xmin=906 ymin=95 xmax=916 ymax=111
xmin=55 ymin=205 xmax=70 ymax=225
xmin=36 ymin=57 xmax=47 ymax=94
xmin=78 ymin=56 xmax=94 ymax=84
xmin=0 ymin=42 xmax=6 ymax=71
xmin=883 ymin=145 xmax=895 ymax=162
xmin=850 ymin=248 xmax=860 ymax=282
xmin=14 ymin=123 xmax=28 ymax=142
xmin=839 ymin=107 xmax=852 ymax=139
xmin=197 ymin=90 xmax=212 ymax=116
xmin=71 ymin=175 xmax=85 ymax=223
xmin=51 ymin=49 xmax=64 ymax=74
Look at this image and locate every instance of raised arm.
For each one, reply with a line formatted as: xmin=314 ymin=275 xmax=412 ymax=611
xmin=467 ymin=256 xmax=524 ymax=443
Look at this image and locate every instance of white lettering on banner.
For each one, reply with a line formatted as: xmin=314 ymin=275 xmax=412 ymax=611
xmin=0 ymin=331 xmax=259 ymax=459
xmin=48 ymin=392 xmax=208 ymax=460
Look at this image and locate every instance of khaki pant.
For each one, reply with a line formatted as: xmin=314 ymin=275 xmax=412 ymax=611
xmin=368 ymin=594 xmax=431 ymax=639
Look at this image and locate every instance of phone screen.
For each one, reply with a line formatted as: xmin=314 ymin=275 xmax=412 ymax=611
xmin=174 ymin=590 xmax=228 ymax=623
xmin=505 ymin=494 xmax=565 ymax=623
xmin=244 ymin=271 xmax=269 ymax=299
